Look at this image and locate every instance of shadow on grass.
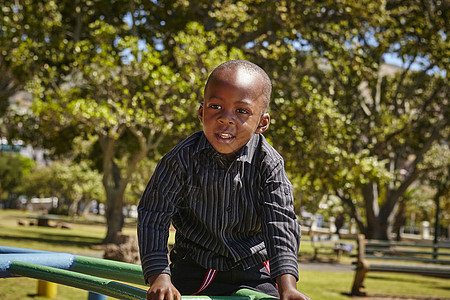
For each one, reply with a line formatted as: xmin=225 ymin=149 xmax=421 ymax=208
xmin=26 ymin=294 xmax=38 ymax=298
xmin=367 ymin=273 xmax=450 ymax=286
xmin=366 ymin=274 xmax=425 ymax=284
xmin=0 ymin=233 xmax=103 ymax=249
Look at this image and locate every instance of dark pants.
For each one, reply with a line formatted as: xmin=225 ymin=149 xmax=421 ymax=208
xmin=170 ymin=255 xmax=279 ymax=298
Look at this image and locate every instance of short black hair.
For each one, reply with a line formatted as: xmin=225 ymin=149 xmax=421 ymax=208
xmin=205 ymin=60 xmax=272 ymax=112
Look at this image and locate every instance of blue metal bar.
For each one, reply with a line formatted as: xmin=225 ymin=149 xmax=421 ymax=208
xmin=0 ymin=246 xmax=52 ymax=254
xmin=0 ymin=253 xmax=76 ymax=278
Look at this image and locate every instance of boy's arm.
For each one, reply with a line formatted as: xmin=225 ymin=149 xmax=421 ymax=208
xmin=260 ymin=159 xmax=307 ymax=297
xmin=276 ymin=274 xmax=311 ymax=300
xmin=137 ymin=155 xmax=182 ymax=285
xmin=260 ymin=160 xmax=301 ymax=279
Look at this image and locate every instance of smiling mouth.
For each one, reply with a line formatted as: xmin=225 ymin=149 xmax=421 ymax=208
xmin=216 ymin=132 xmax=235 ymax=142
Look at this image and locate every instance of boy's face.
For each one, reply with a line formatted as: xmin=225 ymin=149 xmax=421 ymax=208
xmin=199 ymin=67 xmax=270 ymax=156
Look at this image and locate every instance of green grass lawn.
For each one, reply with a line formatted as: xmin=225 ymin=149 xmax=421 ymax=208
xmin=0 ymin=277 xmax=90 ymax=300
xmin=299 ymin=270 xmax=450 ymax=300
xmin=0 ymin=209 xmax=138 ymax=254
xmin=1 ymin=209 xmax=449 ymax=300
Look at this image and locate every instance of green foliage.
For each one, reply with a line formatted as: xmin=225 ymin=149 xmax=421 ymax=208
xmin=21 ymin=160 xmax=104 ymax=214
xmin=417 ymin=143 xmax=450 ymax=231
xmin=2 ymin=0 xmax=448 ymax=239
xmin=124 ymin=158 xmax=158 ymax=206
xmin=256 ymin=0 xmax=449 ymax=238
xmin=0 ymin=152 xmax=35 ymax=199
xmin=26 ymin=19 xmax=244 ymax=158
xmin=0 ymin=0 xmax=131 ymax=136
xmin=11 ymin=14 xmax=246 ymax=239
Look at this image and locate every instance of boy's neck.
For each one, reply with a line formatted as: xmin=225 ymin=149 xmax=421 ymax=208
xmin=221 ymin=151 xmax=238 ymax=161
xmin=209 ymin=148 xmax=239 ymax=169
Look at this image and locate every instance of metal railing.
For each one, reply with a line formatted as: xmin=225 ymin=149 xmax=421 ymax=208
xmin=0 ymin=246 xmax=274 ymax=300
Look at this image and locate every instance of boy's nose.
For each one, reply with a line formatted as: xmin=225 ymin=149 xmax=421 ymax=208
xmin=218 ymin=111 xmax=235 ymax=125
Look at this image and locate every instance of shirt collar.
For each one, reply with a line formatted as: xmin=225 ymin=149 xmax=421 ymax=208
xmin=193 ymin=131 xmax=213 ymax=154
xmin=193 ymin=131 xmax=260 ymax=164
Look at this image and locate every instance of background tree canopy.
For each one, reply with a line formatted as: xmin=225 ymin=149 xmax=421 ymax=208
xmin=1 ymin=0 xmax=448 ymax=241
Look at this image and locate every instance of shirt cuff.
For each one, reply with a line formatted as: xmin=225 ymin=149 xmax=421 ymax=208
xmin=141 ymin=251 xmax=171 ymax=284
xmin=269 ymin=252 xmax=299 ymax=281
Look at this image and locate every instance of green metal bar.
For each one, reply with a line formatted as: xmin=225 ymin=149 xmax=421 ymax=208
xmin=10 ymin=261 xmax=252 ymax=300
xmin=10 ymin=261 xmax=147 ymax=300
xmin=231 ymin=288 xmax=277 ymax=300
xmin=73 ymin=255 xmax=146 ymax=285
xmin=72 ymin=256 xmax=277 ymax=300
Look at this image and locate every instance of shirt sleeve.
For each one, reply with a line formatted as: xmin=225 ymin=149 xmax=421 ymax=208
xmin=260 ymin=158 xmax=301 ymax=281
xmin=137 ymin=154 xmax=183 ymax=283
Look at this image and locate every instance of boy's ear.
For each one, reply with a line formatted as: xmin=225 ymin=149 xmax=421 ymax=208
xmin=198 ymin=102 xmax=204 ymax=123
xmin=255 ymin=113 xmax=270 ymax=134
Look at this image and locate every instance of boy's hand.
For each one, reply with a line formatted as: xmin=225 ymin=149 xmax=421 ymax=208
xmin=146 ymin=273 xmax=181 ymax=300
xmin=276 ymin=274 xmax=311 ymax=300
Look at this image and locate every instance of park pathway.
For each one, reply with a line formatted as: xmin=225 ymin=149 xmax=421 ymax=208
xmin=299 ymin=261 xmax=353 ymax=272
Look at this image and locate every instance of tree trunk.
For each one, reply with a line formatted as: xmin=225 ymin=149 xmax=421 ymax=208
xmin=334 ymin=212 xmax=345 ymax=238
xmin=99 ymin=134 xmax=124 ymax=243
xmin=377 ymin=214 xmax=395 ymax=241
xmin=104 ymin=187 xmax=124 ymax=243
xmin=80 ymin=200 xmax=95 ymax=218
xmin=393 ymin=199 xmax=407 ymax=241
xmin=99 ymin=128 xmax=153 ymax=243
xmin=370 ymin=122 xmax=446 ymax=240
xmin=336 ymin=189 xmax=366 ymax=236
xmin=362 ymin=183 xmax=382 ymax=239
xmin=102 ymin=150 xmax=126 ymax=243
xmin=377 ymin=189 xmax=401 ymax=240
xmin=74 ymin=0 xmax=82 ymax=43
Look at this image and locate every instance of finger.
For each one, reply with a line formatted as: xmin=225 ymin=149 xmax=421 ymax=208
xmin=173 ymin=289 xmax=182 ymax=300
xmin=146 ymin=290 xmax=153 ymax=300
xmin=162 ymin=290 xmax=173 ymax=300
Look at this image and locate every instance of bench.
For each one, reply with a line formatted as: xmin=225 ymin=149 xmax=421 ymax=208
xmin=27 ymin=214 xmax=61 ymax=227
xmin=351 ymin=234 xmax=450 ymax=296
xmin=310 ymin=234 xmax=354 ymax=262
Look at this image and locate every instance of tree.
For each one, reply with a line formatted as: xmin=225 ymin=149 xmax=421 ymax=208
xmin=299 ymin=1 xmax=449 ymax=239
xmin=21 ymin=160 xmax=104 ymax=215
xmin=206 ymin=0 xmax=449 ymax=240
xmin=0 ymin=152 xmax=35 ymax=203
xmin=24 ymin=20 xmax=243 ymax=242
xmin=4 ymin=1 xmax=244 ymax=242
xmin=6 ymin=0 xmax=448 ymax=241
xmin=0 ymin=0 xmax=131 ymax=132
xmin=418 ymin=144 xmax=450 ymax=241
xmin=184 ymin=0 xmax=449 ymax=240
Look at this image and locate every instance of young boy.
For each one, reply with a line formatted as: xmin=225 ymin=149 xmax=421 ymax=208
xmin=138 ymin=60 xmax=310 ymax=300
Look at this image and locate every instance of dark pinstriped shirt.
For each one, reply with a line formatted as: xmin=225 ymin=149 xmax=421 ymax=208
xmin=138 ymin=131 xmax=301 ymax=283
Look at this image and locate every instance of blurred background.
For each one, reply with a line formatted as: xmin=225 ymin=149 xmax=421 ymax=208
xmin=0 ymin=0 xmax=448 ymax=250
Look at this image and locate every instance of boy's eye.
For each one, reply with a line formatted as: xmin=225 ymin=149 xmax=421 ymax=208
xmin=209 ymin=104 xmax=221 ymax=109
xmin=236 ymin=108 xmax=249 ymax=114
